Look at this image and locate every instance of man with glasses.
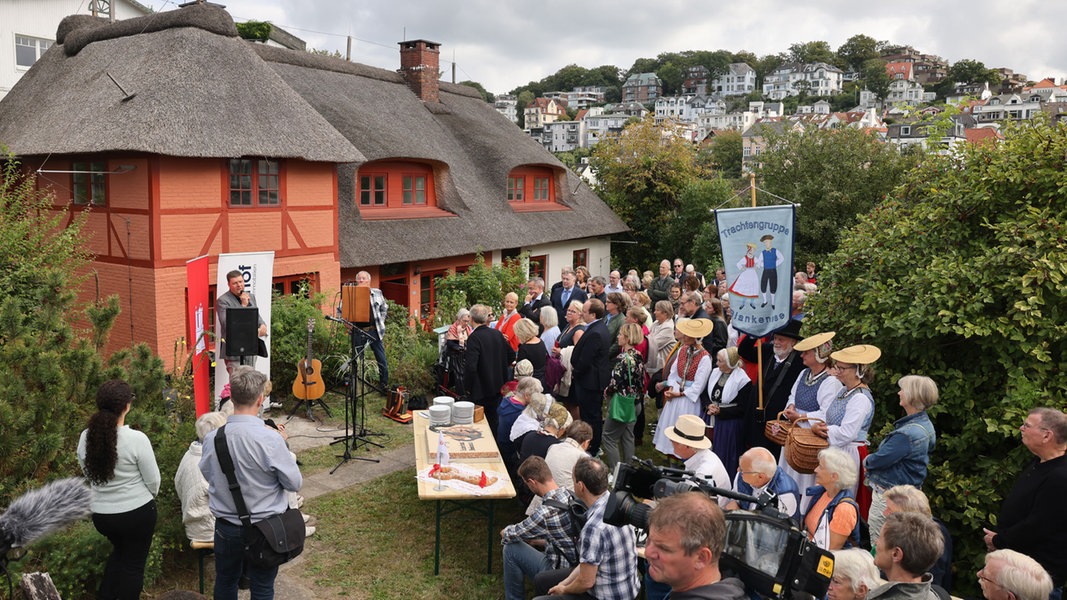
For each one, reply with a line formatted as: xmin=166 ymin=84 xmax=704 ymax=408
xmin=983 ymin=408 xmax=1067 ymax=600
xmin=604 ymin=270 xmax=624 ymax=295
xmin=671 ymin=259 xmax=686 ymax=284
xmin=727 ymin=446 xmax=800 ymax=519
xmin=979 ymin=549 xmax=1054 ymax=600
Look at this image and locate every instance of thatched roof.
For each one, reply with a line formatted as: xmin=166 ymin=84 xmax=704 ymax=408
xmin=0 ymin=4 xmax=360 ymax=162
xmin=0 ymin=3 xmax=627 ymax=268
xmin=254 ymin=45 xmax=627 ymax=267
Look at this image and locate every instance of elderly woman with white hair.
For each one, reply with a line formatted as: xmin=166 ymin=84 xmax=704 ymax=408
xmin=782 ymin=331 xmax=845 ymax=499
xmin=174 ymin=411 xmax=228 ymax=543
xmin=829 ymin=548 xmax=883 ymax=600
xmin=803 ymin=447 xmax=862 ymax=550
xmin=864 ymin=375 xmax=939 ymax=543
xmin=445 ymin=307 xmax=472 ymax=351
xmin=704 ymin=346 xmax=751 ymax=480
xmin=539 ymin=306 xmax=560 ymax=353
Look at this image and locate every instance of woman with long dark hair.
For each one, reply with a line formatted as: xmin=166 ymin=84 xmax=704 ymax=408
xmin=77 ymin=380 xmax=160 ymax=600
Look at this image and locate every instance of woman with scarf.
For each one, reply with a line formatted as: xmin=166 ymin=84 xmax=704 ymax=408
xmin=651 ymin=318 xmax=714 ymax=459
xmin=704 ymin=346 xmax=751 ymax=480
xmin=493 ymin=291 xmax=522 ymax=353
xmin=781 ymin=331 xmax=846 ymax=501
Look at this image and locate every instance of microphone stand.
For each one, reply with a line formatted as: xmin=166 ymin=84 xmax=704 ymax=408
xmin=326 ymin=314 xmax=382 ymax=472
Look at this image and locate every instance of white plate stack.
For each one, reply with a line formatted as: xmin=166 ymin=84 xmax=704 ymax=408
xmin=452 ymin=401 xmax=475 ymax=424
xmin=428 ymin=405 xmax=451 ymax=427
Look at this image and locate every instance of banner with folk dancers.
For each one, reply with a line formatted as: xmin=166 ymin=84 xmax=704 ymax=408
xmin=715 ymin=205 xmax=796 ymax=338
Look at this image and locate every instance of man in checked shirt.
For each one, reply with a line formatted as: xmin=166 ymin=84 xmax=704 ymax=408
xmin=501 ymin=456 xmax=581 ymax=600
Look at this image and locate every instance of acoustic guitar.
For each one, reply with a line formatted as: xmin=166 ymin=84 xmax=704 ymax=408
xmin=292 ymin=318 xmax=326 ymax=401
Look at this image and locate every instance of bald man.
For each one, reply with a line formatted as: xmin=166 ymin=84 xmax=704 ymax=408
xmin=727 ymin=447 xmax=801 ymax=520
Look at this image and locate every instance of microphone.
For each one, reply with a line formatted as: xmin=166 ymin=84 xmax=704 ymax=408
xmin=0 ymin=478 xmax=92 ymax=555
xmin=325 ymin=315 xmax=346 ymax=324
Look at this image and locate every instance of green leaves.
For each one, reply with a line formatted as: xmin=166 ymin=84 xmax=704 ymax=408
xmin=807 ymin=115 xmax=1067 ymax=596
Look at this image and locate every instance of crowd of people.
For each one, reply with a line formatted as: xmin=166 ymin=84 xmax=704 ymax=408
xmin=471 ymin=260 xmax=1067 ymax=600
xmin=70 ymin=259 xmax=1067 ymax=600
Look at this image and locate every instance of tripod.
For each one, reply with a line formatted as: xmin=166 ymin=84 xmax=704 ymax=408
xmin=329 ymin=317 xmax=383 ymax=472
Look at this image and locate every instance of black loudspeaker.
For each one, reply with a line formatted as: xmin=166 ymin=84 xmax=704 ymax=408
xmin=226 ymin=307 xmax=259 ymax=356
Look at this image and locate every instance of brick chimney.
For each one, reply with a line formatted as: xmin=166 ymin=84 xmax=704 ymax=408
xmin=398 ymin=39 xmax=441 ymax=103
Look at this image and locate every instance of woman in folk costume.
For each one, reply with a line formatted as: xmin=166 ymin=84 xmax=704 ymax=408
xmin=652 ymin=318 xmax=715 ymax=458
xmin=704 ymin=346 xmax=751 ymax=481
xmin=781 ymin=331 xmax=845 ymax=509
xmin=806 ymin=344 xmax=881 ymax=501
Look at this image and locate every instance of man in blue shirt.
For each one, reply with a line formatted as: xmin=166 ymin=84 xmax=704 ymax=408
xmin=200 ymin=366 xmax=303 ymax=600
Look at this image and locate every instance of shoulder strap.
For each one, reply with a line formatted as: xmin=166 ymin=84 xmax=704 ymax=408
xmin=214 ymin=425 xmax=254 ymax=529
xmin=831 ymin=495 xmax=866 ymax=548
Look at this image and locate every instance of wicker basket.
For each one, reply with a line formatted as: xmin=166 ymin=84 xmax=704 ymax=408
xmin=785 ymin=417 xmax=829 ymax=474
xmin=763 ymin=411 xmax=792 ymax=446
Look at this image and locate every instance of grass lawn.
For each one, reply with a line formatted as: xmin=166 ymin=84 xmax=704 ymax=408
xmin=145 ymin=394 xmax=671 ymax=599
xmin=294 ymin=468 xmax=527 ymax=600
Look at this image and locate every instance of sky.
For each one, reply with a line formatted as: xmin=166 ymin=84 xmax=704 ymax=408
xmin=145 ymin=0 xmax=1066 ymax=95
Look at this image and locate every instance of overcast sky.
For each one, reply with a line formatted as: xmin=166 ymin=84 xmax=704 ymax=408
xmin=147 ymin=0 xmax=1065 ymax=95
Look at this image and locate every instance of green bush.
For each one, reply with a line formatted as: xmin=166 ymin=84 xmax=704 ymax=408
xmin=269 ymin=286 xmax=351 ymax=396
xmin=807 ymin=115 xmax=1067 ymax=596
xmin=435 ymin=251 xmax=528 ymax=321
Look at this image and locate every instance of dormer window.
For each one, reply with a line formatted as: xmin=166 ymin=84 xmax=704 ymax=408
xmin=507 ymin=166 xmax=569 ymax=212
xmin=356 ymin=160 xmax=449 ymax=220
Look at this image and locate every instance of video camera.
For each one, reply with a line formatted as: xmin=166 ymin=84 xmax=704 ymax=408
xmin=604 ymin=461 xmax=834 ymax=600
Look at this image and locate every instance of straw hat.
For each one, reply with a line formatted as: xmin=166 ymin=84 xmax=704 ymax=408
xmin=794 ymin=331 xmax=834 ymax=352
xmin=830 ymin=344 xmax=882 ymax=365
xmin=664 ymin=414 xmax=712 ymax=450
xmin=676 ymin=318 xmax=714 ymax=339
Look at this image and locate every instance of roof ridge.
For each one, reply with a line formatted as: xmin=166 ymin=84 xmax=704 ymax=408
xmin=61 ymin=3 xmax=237 ymax=56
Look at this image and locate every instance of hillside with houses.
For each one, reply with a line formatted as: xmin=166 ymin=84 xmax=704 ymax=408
xmin=493 ymin=41 xmax=1067 ymax=166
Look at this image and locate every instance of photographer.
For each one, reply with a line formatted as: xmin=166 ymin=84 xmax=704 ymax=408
xmin=501 ymin=457 xmax=580 ymax=600
xmin=645 ymin=492 xmax=747 ymax=600
xmin=533 ymin=457 xmax=639 ymax=600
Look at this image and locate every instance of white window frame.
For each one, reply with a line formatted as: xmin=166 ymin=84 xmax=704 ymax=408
xmin=15 ymin=34 xmax=52 ymax=69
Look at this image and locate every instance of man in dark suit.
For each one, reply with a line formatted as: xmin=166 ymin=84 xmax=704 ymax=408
xmin=737 ymin=319 xmax=805 ymax=460
xmin=520 ymin=277 xmax=552 ymax=332
xmin=464 ymin=303 xmax=514 ymax=435
xmin=550 ymin=266 xmax=588 ymax=325
xmin=569 ymin=299 xmax=611 ymax=456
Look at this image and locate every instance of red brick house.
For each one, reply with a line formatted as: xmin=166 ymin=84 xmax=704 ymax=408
xmin=0 ymin=5 xmax=627 ymax=366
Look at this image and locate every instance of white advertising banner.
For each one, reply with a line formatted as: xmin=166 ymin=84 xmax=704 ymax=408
xmin=214 ymin=251 xmax=274 ymax=404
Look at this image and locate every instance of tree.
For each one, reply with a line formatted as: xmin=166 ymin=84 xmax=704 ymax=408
xmin=458 ymin=80 xmax=493 ymax=103
xmin=705 ymin=130 xmax=744 ymax=180
xmin=516 ymin=90 xmax=535 ymax=128
xmin=837 ymin=34 xmax=885 ymax=72
xmin=860 ymin=58 xmax=891 ymax=100
xmin=590 ymin=117 xmax=708 ymax=269
xmin=805 ymin=116 xmax=1067 ymax=597
xmin=947 ymin=59 xmax=1002 ymax=86
xmin=657 ymin=62 xmax=685 ymax=96
xmin=787 ymin=41 xmax=837 ymax=66
xmin=753 ymin=126 xmax=918 ymax=263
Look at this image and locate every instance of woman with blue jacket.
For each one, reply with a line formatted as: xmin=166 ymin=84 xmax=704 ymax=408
xmin=863 ymin=375 xmax=938 ymax=543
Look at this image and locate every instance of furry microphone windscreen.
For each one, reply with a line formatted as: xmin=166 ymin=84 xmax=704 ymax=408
xmin=0 ymin=478 xmax=92 ymax=553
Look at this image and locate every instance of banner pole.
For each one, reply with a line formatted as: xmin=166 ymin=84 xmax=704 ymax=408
xmin=750 ymin=172 xmax=764 ymax=410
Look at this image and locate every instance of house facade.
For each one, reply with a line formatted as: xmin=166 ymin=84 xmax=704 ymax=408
xmin=523 ymin=97 xmax=567 ymax=129
xmin=0 ymin=0 xmax=151 ymax=100
xmin=763 ymin=62 xmax=843 ymax=100
xmin=712 ymin=63 xmax=757 ymax=97
xmin=621 ymin=72 xmax=663 ymax=105
xmin=0 ymin=5 xmax=627 ymax=365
